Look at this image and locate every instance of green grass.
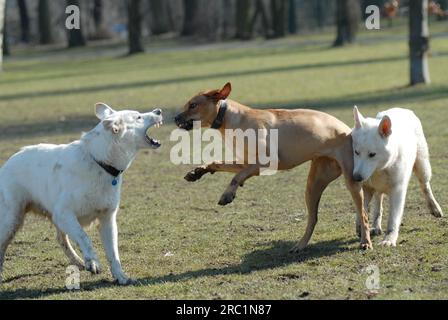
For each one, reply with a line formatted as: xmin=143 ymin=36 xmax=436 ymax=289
xmin=0 ymin=21 xmax=448 ymax=300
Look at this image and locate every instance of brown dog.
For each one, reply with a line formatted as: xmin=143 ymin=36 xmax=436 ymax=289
xmin=174 ymin=82 xmax=372 ymax=250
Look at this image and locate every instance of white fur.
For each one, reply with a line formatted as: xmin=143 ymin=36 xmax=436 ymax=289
xmin=352 ymin=106 xmax=443 ymax=246
xmin=0 ymin=103 xmax=163 ymax=285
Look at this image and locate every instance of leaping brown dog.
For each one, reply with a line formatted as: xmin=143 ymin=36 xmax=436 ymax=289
xmin=174 ymin=82 xmax=372 ymax=250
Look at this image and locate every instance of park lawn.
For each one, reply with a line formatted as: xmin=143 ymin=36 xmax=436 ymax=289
xmin=0 ymin=21 xmax=447 ymax=300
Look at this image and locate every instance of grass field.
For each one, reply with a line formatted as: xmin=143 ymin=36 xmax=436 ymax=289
xmin=0 ymin=22 xmax=447 ymax=300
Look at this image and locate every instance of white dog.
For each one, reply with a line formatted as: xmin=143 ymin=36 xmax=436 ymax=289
xmin=352 ymin=106 xmax=443 ymax=246
xmin=0 ymin=103 xmax=163 ymax=285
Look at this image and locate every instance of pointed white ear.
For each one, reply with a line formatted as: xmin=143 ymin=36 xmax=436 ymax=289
xmin=95 ymin=103 xmax=116 ymax=120
xmin=378 ymin=115 xmax=392 ymax=138
xmin=353 ymin=105 xmax=364 ymax=129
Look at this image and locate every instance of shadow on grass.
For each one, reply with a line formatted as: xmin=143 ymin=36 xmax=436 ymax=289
xmin=2 ymin=84 xmax=447 ymax=141
xmin=253 ymin=85 xmax=448 ymax=110
xmin=4 ymin=52 xmax=446 ymax=102
xmin=0 ymin=238 xmax=356 ymax=299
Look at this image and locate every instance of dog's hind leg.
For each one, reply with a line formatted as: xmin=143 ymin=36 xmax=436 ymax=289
xmin=414 ymin=139 xmax=443 ymax=218
xmin=56 ymin=229 xmax=85 ymax=269
xmin=0 ymin=193 xmax=25 ymax=282
xmin=291 ymin=157 xmax=341 ymax=252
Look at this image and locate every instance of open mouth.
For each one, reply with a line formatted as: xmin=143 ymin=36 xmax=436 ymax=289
xmin=145 ymin=120 xmax=163 ymax=148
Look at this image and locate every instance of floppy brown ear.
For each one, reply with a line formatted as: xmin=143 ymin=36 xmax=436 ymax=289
xmin=378 ymin=115 xmax=392 ymax=138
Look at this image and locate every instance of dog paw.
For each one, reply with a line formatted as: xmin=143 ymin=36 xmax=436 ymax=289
xmin=289 ymin=243 xmax=307 ymax=253
xmin=184 ymin=168 xmax=207 ymax=182
xmin=115 ymin=276 xmax=138 ymax=286
xmin=360 ymin=240 xmax=373 ymax=250
xmin=370 ymin=227 xmax=382 ymax=236
xmin=379 ymin=239 xmax=396 ymax=247
xmin=218 ymin=192 xmax=235 ymax=206
xmin=85 ymin=259 xmax=102 ymax=274
xmin=430 ymin=205 xmax=443 ymax=218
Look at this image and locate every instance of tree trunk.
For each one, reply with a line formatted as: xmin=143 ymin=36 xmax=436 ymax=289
xmin=2 ymin=12 xmax=8 ymax=57
xmin=288 ymin=0 xmax=297 ymax=34
xmin=17 ymin=0 xmax=30 ymax=43
xmin=235 ymin=0 xmax=251 ymax=39
xmin=128 ymin=0 xmax=144 ymax=54
xmin=181 ymin=0 xmax=198 ymax=36
xmin=409 ymin=0 xmax=430 ymax=85
xmin=314 ymin=0 xmax=325 ymax=29
xmin=67 ymin=0 xmax=86 ymax=48
xmin=148 ymin=0 xmax=173 ymax=35
xmin=1 ymin=0 xmax=6 ymax=71
xmin=270 ymin=0 xmax=288 ymax=38
xmin=250 ymin=0 xmax=270 ymax=38
xmin=38 ymin=0 xmax=54 ymax=44
xmin=93 ymin=0 xmax=103 ymax=30
xmin=333 ymin=0 xmax=361 ymax=46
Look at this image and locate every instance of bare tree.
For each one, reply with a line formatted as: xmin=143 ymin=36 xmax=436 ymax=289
xmin=0 ymin=0 xmax=5 ymax=71
xmin=148 ymin=0 xmax=173 ymax=35
xmin=288 ymin=0 xmax=297 ymax=34
xmin=181 ymin=0 xmax=198 ymax=36
xmin=128 ymin=0 xmax=144 ymax=54
xmin=270 ymin=0 xmax=288 ymax=38
xmin=333 ymin=0 xmax=361 ymax=46
xmin=93 ymin=0 xmax=103 ymax=31
xmin=17 ymin=0 xmax=30 ymax=43
xmin=67 ymin=0 xmax=86 ymax=48
xmin=235 ymin=0 xmax=251 ymax=39
xmin=38 ymin=0 xmax=54 ymax=44
xmin=409 ymin=0 xmax=430 ymax=85
xmin=2 ymin=13 xmax=8 ymax=56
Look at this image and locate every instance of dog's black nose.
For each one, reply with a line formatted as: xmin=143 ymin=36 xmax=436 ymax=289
xmin=353 ymin=173 xmax=364 ymax=182
xmin=153 ymin=108 xmax=162 ymax=116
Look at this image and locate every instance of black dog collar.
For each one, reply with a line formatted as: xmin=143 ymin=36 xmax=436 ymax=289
xmin=94 ymin=159 xmax=123 ymax=178
xmin=211 ymin=100 xmax=228 ymax=129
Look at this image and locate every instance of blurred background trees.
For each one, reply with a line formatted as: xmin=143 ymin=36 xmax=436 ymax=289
xmin=0 ymin=0 xmax=445 ymax=80
xmin=0 ymin=0 xmax=5 ymax=71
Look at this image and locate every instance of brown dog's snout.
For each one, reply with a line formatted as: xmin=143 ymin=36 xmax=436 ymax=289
xmin=174 ymin=113 xmax=194 ymax=130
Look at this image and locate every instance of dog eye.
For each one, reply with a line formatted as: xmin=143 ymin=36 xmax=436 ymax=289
xmin=189 ymin=103 xmax=197 ymax=109
xmin=369 ymin=152 xmax=376 ymax=158
xmin=355 ymin=150 xmax=360 ymax=156
xmin=137 ymin=116 xmax=142 ymax=120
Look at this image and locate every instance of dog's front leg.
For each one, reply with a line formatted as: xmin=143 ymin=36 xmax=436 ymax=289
xmin=52 ymin=211 xmax=101 ymax=274
xmin=218 ymin=164 xmax=259 ymax=206
xmin=98 ymin=211 xmax=135 ymax=285
xmin=185 ymin=162 xmax=247 ymax=182
xmin=380 ymin=187 xmax=407 ymax=246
